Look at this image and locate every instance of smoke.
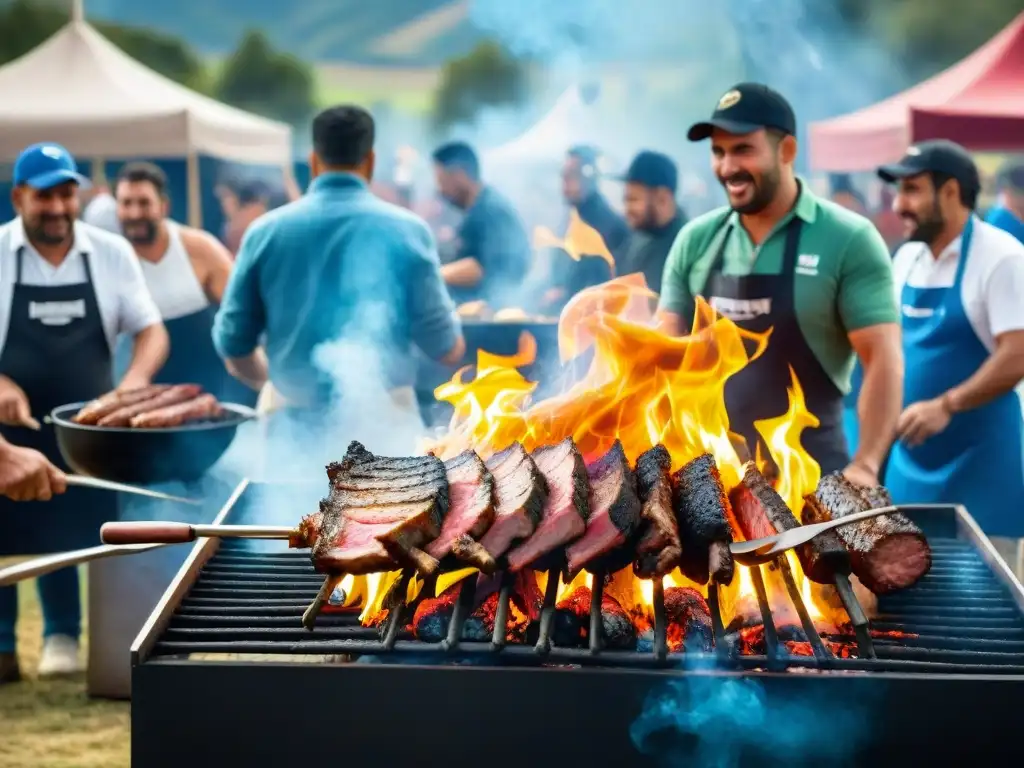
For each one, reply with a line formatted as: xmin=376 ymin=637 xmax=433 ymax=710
xmin=630 ymin=656 xmax=879 ymax=767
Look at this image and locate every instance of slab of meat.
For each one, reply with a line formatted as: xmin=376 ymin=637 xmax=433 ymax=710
xmin=506 ymin=438 xmax=589 ymax=572
xmin=672 ymin=453 xmax=735 ymax=586
xmin=72 ymin=385 xmax=171 ymax=425
xmin=297 ymin=441 xmax=449 ymax=576
xmin=96 ymin=384 xmax=203 ymax=427
xmin=424 ymin=451 xmax=497 ymax=573
xmin=477 ymin=443 xmax=547 ymax=560
xmin=730 ymin=462 xmax=849 ymax=584
xmin=633 ymin=445 xmax=682 ymax=579
xmin=565 ymin=440 xmax=642 ymax=575
xmin=802 ymin=473 xmax=931 ymax=594
xmin=129 ymin=393 xmax=223 ymax=428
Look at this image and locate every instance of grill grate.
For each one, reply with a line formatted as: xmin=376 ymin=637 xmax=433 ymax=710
xmin=151 ymin=536 xmax=1024 ymax=674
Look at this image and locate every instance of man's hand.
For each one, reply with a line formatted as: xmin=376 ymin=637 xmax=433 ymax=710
xmin=0 ymin=376 xmax=39 ymax=430
xmin=897 ymin=397 xmax=952 ymax=448
xmin=843 ymin=461 xmax=878 ymax=488
xmin=0 ymin=442 xmax=66 ymax=501
xmin=117 ymin=372 xmax=151 ymax=393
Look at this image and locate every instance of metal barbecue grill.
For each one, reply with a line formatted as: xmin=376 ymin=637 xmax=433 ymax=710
xmin=132 ymin=481 xmax=1024 ymax=767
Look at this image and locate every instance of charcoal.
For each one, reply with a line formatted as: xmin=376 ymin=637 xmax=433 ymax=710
xmin=663 ymin=586 xmax=714 ymax=653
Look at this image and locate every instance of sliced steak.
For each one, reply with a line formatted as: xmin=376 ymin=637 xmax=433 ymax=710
xmin=299 ymin=441 xmax=449 ymax=576
xmin=506 ymin=438 xmax=590 ymax=572
xmin=478 ymin=443 xmax=547 ymax=560
xmin=802 ymin=473 xmax=931 ymax=594
xmin=672 ymin=453 xmax=735 ymax=586
xmin=425 ymin=451 xmax=497 ymax=573
xmin=565 ymin=441 xmax=641 ymax=575
xmin=731 ymin=462 xmax=849 ymax=584
xmin=632 ymin=445 xmax=682 ymax=579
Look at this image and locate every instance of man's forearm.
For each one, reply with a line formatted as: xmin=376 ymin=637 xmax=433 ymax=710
xmin=946 ymin=345 xmax=1024 ymax=413
xmin=441 ymin=258 xmax=484 ymax=288
xmin=124 ymin=324 xmax=170 ymax=384
xmin=854 ymin=356 xmax=902 ymax=474
xmin=226 ymin=349 xmax=269 ymax=391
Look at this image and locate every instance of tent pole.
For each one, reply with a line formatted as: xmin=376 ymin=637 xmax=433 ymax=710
xmin=186 ymin=151 xmax=202 ymax=230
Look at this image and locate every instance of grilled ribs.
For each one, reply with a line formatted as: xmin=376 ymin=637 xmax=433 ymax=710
xmin=803 ymin=473 xmax=931 ymax=594
xmin=633 ymin=445 xmax=682 ymax=579
xmin=506 ymin=438 xmax=590 ymax=572
xmin=565 ymin=441 xmax=642 ymax=575
xmin=425 ymin=450 xmax=497 ymax=573
xmin=478 ymin=443 xmax=548 ymax=560
xmin=672 ymin=453 xmax=735 ymax=586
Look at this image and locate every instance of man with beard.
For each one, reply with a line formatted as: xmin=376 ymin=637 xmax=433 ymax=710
xmin=431 ymin=141 xmax=530 ymax=309
xmin=617 ymin=150 xmax=687 ymax=293
xmin=879 ymin=142 xmax=1024 ymax=573
xmin=656 ymin=84 xmax=902 ymax=484
xmin=0 ymin=143 xmax=167 ymax=682
xmin=113 ymin=162 xmax=247 ymax=403
xmin=986 ymin=162 xmax=1024 ymax=245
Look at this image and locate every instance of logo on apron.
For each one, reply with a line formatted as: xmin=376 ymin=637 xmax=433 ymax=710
xmin=796 ymin=254 xmax=820 ymax=276
xmin=710 ymin=296 xmax=772 ymax=321
xmin=901 ymin=304 xmax=943 ymax=320
xmin=28 ymin=299 xmax=87 ymax=326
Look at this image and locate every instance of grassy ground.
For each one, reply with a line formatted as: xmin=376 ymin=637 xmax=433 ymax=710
xmin=0 ymin=562 xmax=130 ymax=768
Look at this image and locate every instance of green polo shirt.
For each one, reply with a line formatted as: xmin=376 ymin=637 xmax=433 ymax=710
xmin=658 ymin=185 xmax=897 ymax=394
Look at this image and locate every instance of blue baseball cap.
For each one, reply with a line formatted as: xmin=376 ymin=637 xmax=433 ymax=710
xmin=619 ymin=150 xmax=678 ymax=193
xmin=13 ymin=143 xmax=90 ymax=190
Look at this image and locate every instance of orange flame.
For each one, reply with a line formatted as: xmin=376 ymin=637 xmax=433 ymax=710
xmin=533 ymin=208 xmax=616 ymax=276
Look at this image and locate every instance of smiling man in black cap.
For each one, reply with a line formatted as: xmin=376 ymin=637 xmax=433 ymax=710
xmin=617 ymin=150 xmax=687 ymax=293
xmin=656 ymin=83 xmax=902 ymax=484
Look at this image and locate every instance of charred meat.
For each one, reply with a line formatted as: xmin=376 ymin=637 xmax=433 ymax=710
xmin=633 ymin=445 xmax=682 ymax=579
xmin=565 ymin=441 xmax=642 ymax=575
xmin=731 ymin=462 xmax=849 ymax=584
xmin=478 ymin=443 xmax=547 ymax=560
xmin=802 ymin=473 xmax=931 ymax=594
xmin=506 ymin=438 xmax=590 ymax=572
xmin=672 ymin=453 xmax=735 ymax=586
xmin=425 ymin=451 xmax=497 ymax=573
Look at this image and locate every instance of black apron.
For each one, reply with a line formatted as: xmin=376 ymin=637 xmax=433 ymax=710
xmin=693 ymin=216 xmax=849 ymax=474
xmin=0 ymin=248 xmax=115 ymax=554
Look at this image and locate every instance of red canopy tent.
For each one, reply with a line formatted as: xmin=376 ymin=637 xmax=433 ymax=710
xmin=810 ymin=11 xmax=1024 ymax=171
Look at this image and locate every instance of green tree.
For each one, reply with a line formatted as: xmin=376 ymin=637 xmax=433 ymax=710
xmin=214 ymin=30 xmax=317 ymax=126
xmin=0 ymin=0 xmax=207 ymax=91
xmin=431 ymin=40 xmax=529 ymax=133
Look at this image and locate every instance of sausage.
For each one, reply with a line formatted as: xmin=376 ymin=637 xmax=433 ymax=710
xmin=97 ymin=384 xmax=203 ymax=427
xmin=72 ymin=385 xmax=170 ymax=424
xmin=130 ymin=394 xmax=223 ymax=428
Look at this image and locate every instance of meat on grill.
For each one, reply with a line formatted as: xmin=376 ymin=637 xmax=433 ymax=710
xmin=95 ymin=384 xmax=203 ymax=427
xmin=506 ymin=438 xmax=590 ymax=572
xmin=129 ymin=393 xmax=224 ymax=428
xmin=477 ymin=443 xmax=547 ymax=560
xmin=73 ymin=384 xmax=170 ymax=424
xmin=565 ymin=441 xmax=642 ymax=575
xmin=424 ymin=451 xmax=497 ymax=573
xmin=730 ymin=462 xmax=849 ymax=584
xmin=802 ymin=473 xmax=931 ymax=594
xmin=301 ymin=441 xmax=449 ymax=577
xmin=633 ymin=445 xmax=682 ymax=579
xmin=672 ymin=453 xmax=735 ymax=586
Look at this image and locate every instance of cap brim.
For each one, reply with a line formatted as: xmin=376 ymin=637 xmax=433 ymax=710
xmin=877 ymin=163 xmax=925 ymax=183
xmin=22 ymin=169 xmax=90 ymax=190
xmin=687 ymin=118 xmax=765 ymax=142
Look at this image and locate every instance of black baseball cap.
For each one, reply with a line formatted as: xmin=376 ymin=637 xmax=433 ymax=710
xmin=687 ymin=83 xmax=797 ymax=142
xmin=877 ymin=140 xmax=980 ymax=195
xmin=618 ymin=151 xmax=678 ymax=193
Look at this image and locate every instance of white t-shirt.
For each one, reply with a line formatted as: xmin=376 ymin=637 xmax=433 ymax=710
xmin=892 ymin=217 xmax=1024 ymax=353
xmin=0 ymin=218 xmax=162 ymax=353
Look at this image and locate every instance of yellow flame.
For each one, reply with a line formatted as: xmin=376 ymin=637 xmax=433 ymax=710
xmin=533 ymin=208 xmax=616 ymax=276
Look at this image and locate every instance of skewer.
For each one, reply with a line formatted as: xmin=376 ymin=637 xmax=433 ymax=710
xmin=443 ymin=577 xmax=477 ymax=651
xmin=303 ymin=575 xmax=342 ymax=631
xmin=749 ymin=565 xmax=780 ymax=665
xmin=534 ymin=568 xmax=561 ymax=655
xmin=833 ymin=572 xmax=876 ymax=659
xmin=382 ymin=570 xmax=413 ymax=650
xmin=588 ymin=570 xmax=605 ymax=654
xmin=651 ymin=578 xmax=668 ymax=662
xmin=490 ymin=570 xmax=515 ymax=651
xmin=101 ymin=521 xmax=294 ymax=545
xmin=776 ymin=557 xmax=832 ymax=663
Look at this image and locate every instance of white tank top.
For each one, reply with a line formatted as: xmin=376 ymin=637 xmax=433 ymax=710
xmin=138 ymin=221 xmax=210 ymax=321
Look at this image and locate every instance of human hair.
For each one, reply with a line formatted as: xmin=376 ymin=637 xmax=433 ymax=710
xmin=312 ymin=105 xmax=376 ymax=168
xmin=432 ymin=141 xmax=480 ymax=181
xmin=931 ymin=171 xmax=978 ymax=210
xmin=765 ymin=128 xmax=788 ymax=147
xmin=116 ymin=161 xmax=168 ymax=198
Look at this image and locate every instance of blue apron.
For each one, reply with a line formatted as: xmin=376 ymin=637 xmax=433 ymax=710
xmin=885 ymin=218 xmax=1024 ymax=536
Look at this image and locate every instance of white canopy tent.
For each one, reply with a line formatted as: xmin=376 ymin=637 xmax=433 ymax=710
xmin=0 ymin=1 xmax=292 ymax=226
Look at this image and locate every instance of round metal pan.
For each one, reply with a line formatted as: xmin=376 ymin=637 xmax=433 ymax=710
xmin=49 ymin=401 xmax=257 ymax=485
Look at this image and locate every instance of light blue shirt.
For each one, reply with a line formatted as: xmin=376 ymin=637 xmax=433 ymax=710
xmin=986 ymin=205 xmax=1024 ymax=246
xmin=212 ymin=172 xmax=460 ymax=408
